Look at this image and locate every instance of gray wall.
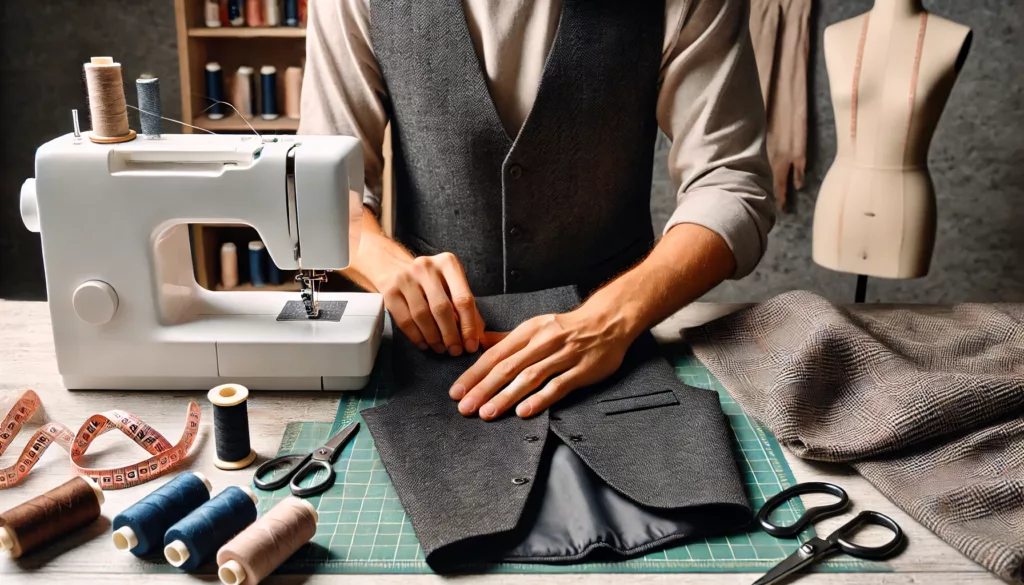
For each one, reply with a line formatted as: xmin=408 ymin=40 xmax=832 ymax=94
xmin=2 ymin=1 xmax=1022 ymax=303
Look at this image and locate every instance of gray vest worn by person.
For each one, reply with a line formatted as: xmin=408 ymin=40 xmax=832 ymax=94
xmin=362 ymin=287 xmax=752 ymax=568
xmin=371 ymin=0 xmax=661 ymax=295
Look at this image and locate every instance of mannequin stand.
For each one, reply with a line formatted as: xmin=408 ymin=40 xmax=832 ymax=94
xmin=855 ymin=275 xmax=868 ymax=303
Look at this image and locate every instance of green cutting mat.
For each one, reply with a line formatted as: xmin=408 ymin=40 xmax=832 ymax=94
xmin=255 ymin=345 xmax=885 ymax=575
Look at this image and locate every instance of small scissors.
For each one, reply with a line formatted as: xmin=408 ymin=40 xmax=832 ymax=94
xmin=753 ymin=482 xmax=905 ymax=585
xmin=253 ymin=421 xmax=360 ymax=498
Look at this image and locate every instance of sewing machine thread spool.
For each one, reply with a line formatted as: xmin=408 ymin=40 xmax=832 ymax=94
xmin=217 ymin=497 xmax=318 ymax=585
xmin=209 ymin=384 xmax=257 ymax=470
xmin=0 ymin=476 xmax=104 ymax=558
xmin=248 ymin=241 xmax=267 ymax=287
xmin=233 ymin=66 xmax=256 ymax=119
xmin=84 ymin=57 xmax=136 ymax=144
xmin=263 ymin=0 xmax=281 ymax=26
xmin=267 ymin=259 xmax=282 ymax=286
xmin=164 ymin=486 xmax=258 ymax=572
xmin=221 ymin=242 xmax=239 ymax=289
xmin=111 ymin=471 xmax=212 ymax=555
xmin=284 ymin=0 xmax=299 ymax=26
xmin=246 ymin=0 xmax=264 ymax=26
xmin=284 ymin=66 xmax=302 ymax=120
xmin=206 ymin=63 xmax=227 ymax=120
xmin=136 ymin=77 xmax=163 ymax=138
xmin=227 ymin=0 xmax=245 ymax=26
xmin=205 ymin=0 xmax=222 ymax=27
xmin=260 ymin=66 xmax=279 ymax=120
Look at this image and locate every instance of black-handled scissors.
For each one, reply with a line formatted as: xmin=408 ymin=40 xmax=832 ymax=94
xmin=253 ymin=421 xmax=360 ymax=498
xmin=753 ymin=482 xmax=905 ymax=585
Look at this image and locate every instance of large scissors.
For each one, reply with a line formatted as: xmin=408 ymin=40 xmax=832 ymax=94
xmin=253 ymin=421 xmax=360 ymax=498
xmin=753 ymin=482 xmax=905 ymax=585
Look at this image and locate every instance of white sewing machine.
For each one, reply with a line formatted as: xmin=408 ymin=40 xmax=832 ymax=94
xmin=20 ymin=131 xmax=384 ymax=390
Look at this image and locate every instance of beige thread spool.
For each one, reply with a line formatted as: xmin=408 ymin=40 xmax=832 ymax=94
xmin=84 ymin=57 xmax=136 ymax=144
xmin=221 ymin=243 xmax=239 ymax=289
xmin=284 ymin=66 xmax=302 ymax=120
xmin=233 ymin=67 xmax=256 ymax=119
xmin=216 ymin=497 xmax=318 ymax=585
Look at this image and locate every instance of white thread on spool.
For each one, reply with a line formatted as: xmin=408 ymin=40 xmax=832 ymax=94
xmin=164 ymin=539 xmax=191 ymax=567
xmin=233 ymin=67 xmax=256 ymax=119
xmin=84 ymin=57 xmax=136 ymax=144
xmin=112 ymin=526 xmax=138 ymax=551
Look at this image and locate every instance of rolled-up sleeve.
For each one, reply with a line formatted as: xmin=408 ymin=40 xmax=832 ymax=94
xmin=659 ymin=0 xmax=776 ymax=278
xmin=299 ymin=0 xmax=388 ymax=215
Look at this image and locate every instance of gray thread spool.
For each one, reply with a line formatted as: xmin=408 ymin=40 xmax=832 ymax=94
xmin=136 ymin=77 xmax=162 ymax=138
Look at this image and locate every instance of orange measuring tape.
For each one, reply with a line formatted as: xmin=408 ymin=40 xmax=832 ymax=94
xmin=0 ymin=390 xmax=201 ymax=490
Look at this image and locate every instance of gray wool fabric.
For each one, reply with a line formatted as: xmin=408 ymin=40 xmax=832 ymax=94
xmin=361 ymin=286 xmax=751 ymax=569
xmin=687 ymin=291 xmax=1024 ymax=584
xmin=370 ymin=0 xmax=664 ymax=295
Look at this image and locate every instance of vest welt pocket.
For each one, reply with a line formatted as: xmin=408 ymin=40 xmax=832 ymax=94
xmin=597 ymin=389 xmax=680 ymax=416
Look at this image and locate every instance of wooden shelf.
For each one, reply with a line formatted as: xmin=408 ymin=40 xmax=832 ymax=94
xmin=189 ymin=27 xmax=305 ymax=38
xmin=216 ymin=282 xmax=300 ymax=292
xmin=195 ymin=113 xmax=300 ymax=132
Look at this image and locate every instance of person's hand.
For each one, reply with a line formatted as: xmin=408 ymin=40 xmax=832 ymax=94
xmin=448 ymin=302 xmax=638 ymax=419
xmin=374 ymin=252 xmax=485 ymax=356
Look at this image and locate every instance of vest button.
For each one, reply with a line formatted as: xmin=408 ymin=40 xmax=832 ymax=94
xmin=509 ymin=226 xmax=521 ymax=237
xmin=509 ymin=269 xmax=522 ymax=281
xmin=512 ymin=477 xmax=530 ymax=485
xmin=509 ymin=164 xmax=523 ymax=179
xmin=570 ymin=435 xmax=584 ymax=443
xmin=524 ymin=435 xmax=540 ymax=442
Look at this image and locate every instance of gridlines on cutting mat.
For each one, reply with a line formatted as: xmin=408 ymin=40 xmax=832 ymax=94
xmin=254 ymin=345 xmax=885 ymax=574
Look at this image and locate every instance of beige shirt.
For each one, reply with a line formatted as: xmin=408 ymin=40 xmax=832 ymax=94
xmin=300 ymin=0 xmax=776 ymax=277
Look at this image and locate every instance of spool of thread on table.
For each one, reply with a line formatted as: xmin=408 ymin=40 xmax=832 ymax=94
xmin=84 ymin=57 xmax=136 ymax=144
xmin=111 ymin=471 xmax=212 ymax=556
xmin=217 ymin=497 xmax=318 ymax=585
xmin=221 ymin=242 xmax=239 ymax=289
xmin=0 ymin=476 xmax=104 ymax=558
xmin=209 ymin=384 xmax=257 ymax=470
xmin=136 ymin=77 xmax=163 ymax=138
xmin=264 ymin=0 xmax=281 ymax=26
xmin=284 ymin=66 xmax=302 ymax=120
xmin=233 ymin=66 xmax=256 ymax=119
xmin=248 ymin=241 xmax=267 ymax=287
xmin=206 ymin=62 xmax=227 ymax=120
xmin=164 ymin=486 xmax=258 ymax=572
xmin=260 ymin=66 xmax=278 ymax=120
xmin=267 ymin=260 xmax=282 ymax=286
xmin=205 ymin=0 xmax=221 ymax=27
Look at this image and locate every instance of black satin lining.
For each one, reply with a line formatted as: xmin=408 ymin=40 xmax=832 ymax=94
xmin=500 ymin=435 xmax=751 ymax=563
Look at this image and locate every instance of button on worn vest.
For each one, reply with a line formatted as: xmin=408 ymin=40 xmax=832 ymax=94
xmin=371 ymin=0 xmax=662 ymax=295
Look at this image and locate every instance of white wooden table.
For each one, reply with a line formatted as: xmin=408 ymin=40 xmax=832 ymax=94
xmin=0 ymin=300 xmax=998 ymax=584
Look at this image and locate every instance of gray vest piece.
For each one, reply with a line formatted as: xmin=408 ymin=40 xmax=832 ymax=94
xmin=371 ymin=0 xmax=663 ymax=295
xmin=361 ymin=287 xmax=752 ymax=568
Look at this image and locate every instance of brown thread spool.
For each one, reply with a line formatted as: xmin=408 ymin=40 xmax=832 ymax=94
xmin=0 ymin=476 xmax=104 ymax=558
xmin=84 ymin=57 xmax=136 ymax=144
xmin=216 ymin=497 xmax=317 ymax=584
xmin=283 ymin=66 xmax=302 ymax=120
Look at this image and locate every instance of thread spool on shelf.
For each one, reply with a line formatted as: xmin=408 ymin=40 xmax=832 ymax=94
xmin=217 ymin=497 xmax=318 ymax=585
xmin=209 ymin=383 xmax=257 ymax=470
xmin=221 ymin=242 xmax=239 ymax=289
xmin=164 ymin=486 xmax=258 ymax=572
xmin=111 ymin=471 xmax=213 ymax=556
xmin=0 ymin=476 xmax=104 ymax=558
xmin=206 ymin=62 xmax=227 ymax=120
xmin=260 ymin=66 xmax=279 ymax=120
xmin=84 ymin=57 xmax=136 ymax=144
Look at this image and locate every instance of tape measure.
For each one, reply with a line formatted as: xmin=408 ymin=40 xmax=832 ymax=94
xmin=0 ymin=390 xmax=201 ymax=490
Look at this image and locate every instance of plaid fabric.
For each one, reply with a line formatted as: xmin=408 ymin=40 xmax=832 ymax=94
xmin=687 ymin=291 xmax=1024 ymax=584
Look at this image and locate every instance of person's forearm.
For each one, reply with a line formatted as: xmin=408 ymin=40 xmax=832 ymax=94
xmin=341 ymin=207 xmax=414 ymax=292
xmin=583 ymin=223 xmax=737 ymax=339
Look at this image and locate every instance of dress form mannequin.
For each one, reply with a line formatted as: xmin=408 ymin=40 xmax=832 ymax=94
xmin=814 ymin=0 xmax=972 ymax=291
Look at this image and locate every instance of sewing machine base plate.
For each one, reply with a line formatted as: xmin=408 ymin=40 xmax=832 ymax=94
xmin=277 ymin=300 xmax=348 ymax=322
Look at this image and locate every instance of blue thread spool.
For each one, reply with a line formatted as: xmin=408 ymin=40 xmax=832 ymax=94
xmin=284 ymin=0 xmax=299 ymax=26
xmin=111 ymin=472 xmax=212 ymax=556
xmin=135 ymin=77 xmax=162 ymax=138
xmin=248 ymin=241 xmax=266 ymax=287
xmin=260 ymin=66 xmax=278 ymax=120
xmin=163 ymin=486 xmax=258 ymax=572
xmin=227 ymin=0 xmax=245 ymax=26
xmin=205 ymin=62 xmax=226 ymax=120
xmin=267 ymin=259 xmax=282 ymax=285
